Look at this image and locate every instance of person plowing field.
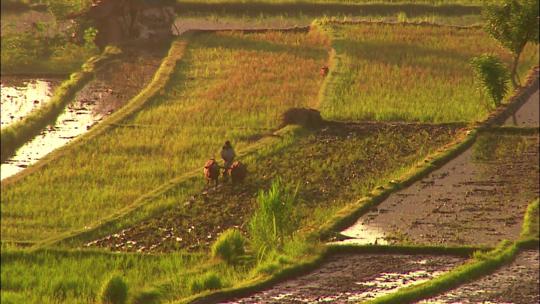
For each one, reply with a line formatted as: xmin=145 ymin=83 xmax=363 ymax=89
xmin=221 ymin=140 xmax=236 ymax=175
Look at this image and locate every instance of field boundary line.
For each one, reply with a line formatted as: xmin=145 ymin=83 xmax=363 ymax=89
xmin=0 ymin=46 xmax=122 ymax=164
xmin=1 ymin=39 xmax=189 ymax=187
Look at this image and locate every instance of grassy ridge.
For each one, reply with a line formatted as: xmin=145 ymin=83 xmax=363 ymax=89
xmin=319 ymin=22 xmax=539 ymax=123
xmin=0 ymin=29 xmax=329 ymax=242
xmin=0 ymin=46 xmax=121 ymax=163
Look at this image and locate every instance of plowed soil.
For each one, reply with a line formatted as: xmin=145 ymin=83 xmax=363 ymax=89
xmin=222 ymin=253 xmax=467 ymax=304
xmin=340 ymin=133 xmax=539 ymax=246
xmin=85 ymin=122 xmax=461 ymax=252
xmin=418 ymin=250 xmax=540 ymax=304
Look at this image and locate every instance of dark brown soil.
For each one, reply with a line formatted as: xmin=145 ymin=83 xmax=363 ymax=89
xmin=340 ymin=133 xmax=539 ymax=247
xmin=84 ymin=122 xmax=461 ymax=252
xmin=504 ymin=90 xmax=539 ymax=127
xmin=222 ymin=253 xmax=466 ymax=304
xmin=418 ymin=250 xmax=540 ymax=304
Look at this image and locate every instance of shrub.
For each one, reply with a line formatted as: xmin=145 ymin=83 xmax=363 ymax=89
xmin=470 ymin=54 xmax=510 ymax=107
xmin=100 ymin=275 xmax=128 ymax=304
xmin=248 ymin=178 xmax=299 ymax=258
xmin=281 ymin=108 xmax=323 ymax=128
xmin=211 ymin=228 xmax=246 ymax=264
xmin=130 ymin=289 xmax=162 ymax=304
xmin=189 ymin=272 xmax=223 ymax=294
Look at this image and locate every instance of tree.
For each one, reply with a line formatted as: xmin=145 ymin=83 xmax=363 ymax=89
xmin=483 ymin=0 xmax=539 ymax=87
xmin=470 ymin=54 xmax=510 ymax=107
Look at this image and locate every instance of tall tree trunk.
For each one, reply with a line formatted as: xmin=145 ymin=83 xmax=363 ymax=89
xmin=511 ymin=51 xmax=522 ymax=88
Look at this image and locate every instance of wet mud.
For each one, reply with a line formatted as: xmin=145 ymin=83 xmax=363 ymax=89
xmin=504 ymin=90 xmax=539 ymax=127
xmin=340 ymin=133 xmax=539 ymax=246
xmin=0 ymin=77 xmax=60 ymax=127
xmin=0 ymin=48 xmax=165 ymax=180
xmin=418 ymin=250 xmax=540 ymax=304
xmin=222 ymin=253 xmax=466 ymax=304
xmin=84 ymin=123 xmax=460 ymax=253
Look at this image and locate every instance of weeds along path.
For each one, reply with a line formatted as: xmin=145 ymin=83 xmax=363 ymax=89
xmin=1 ymin=29 xmax=330 ymax=244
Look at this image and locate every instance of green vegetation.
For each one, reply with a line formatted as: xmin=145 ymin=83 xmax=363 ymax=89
xmin=521 ymin=199 xmax=539 ymax=239
xmin=0 ymin=46 xmax=121 ymax=163
xmin=211 ymin=228 xmax=246 ymax=264
xmin=319 ymin=22 xmax=538 ymax=122
xmin=1 ymin=30 xmax=328 ymax=242
xmin=130 ymin=289 xmax=162 ymax=304
xmin=248 ymin=178 xmax=298 ymax=257
xmin=483 ymin=0 xmax=539 ymax=87
xmin=470 ymin=54 xmax=510 ymax=106
xmin=100 ymin=275 xmax=128 ymax=304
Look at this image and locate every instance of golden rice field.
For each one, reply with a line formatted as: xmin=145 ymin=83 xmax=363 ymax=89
xmin=0 ymin=30 xmax=329 ymax=242
xmin=320 ymin=22 xmax=539 ymax=122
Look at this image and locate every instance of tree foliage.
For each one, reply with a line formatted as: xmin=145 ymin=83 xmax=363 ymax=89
xmin=470 ymin=54 xmax=510 ymax=107
xmin=483 ymin=0 xmax=539 ymax=87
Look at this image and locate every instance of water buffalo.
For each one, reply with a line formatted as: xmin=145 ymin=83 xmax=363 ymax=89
xmin=204 ymin=158 xmax=220 ymax=186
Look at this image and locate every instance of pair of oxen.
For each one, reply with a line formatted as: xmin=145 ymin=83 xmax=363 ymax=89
xmin=204 ymin=159 xmax=246 ymax=186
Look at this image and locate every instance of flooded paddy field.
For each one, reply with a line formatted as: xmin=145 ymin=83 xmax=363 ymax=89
xmin=504 ymin=90 xmax=540 ymax=127
xmin=340 ymin=132 xmax=539 ymax=247
xmin=222 ymin=253 xmax=466 ymax=304
xmin=1 ymin=77 xmax=61 ymax=127
xmin=83 ymin=122 xmax=461 ymax=252
xmin=418 ymin=250 xmax=539 ymax=304
xmin=0 ymin=48 xmax=166 ymax=180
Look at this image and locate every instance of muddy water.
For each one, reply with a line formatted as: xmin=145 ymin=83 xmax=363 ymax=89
xmin=340 ymin=133 xmax=539 ymax=247
xmin=222 ymin=254 xmax=466 ymax=304
xmin=0 ymin=49 xmax=165 ymax=180
xmin=1 ymin=77 xmax=60 ymax=127
xmin=504 ymin=90 xmax=540 ymax=127
xmin=418 ymin=250 xmax=539 ymax=304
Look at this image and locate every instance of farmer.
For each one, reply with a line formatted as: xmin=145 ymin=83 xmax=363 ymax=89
xmin=220 ymin=140 xmax=236 ymax=170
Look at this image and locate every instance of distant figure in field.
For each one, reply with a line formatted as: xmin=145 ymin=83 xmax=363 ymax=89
xmin=320 ymin=65 xmax=329 ymax=77
xmin=221 ymin=140 xmax=236 ymax=170
xmin=204 ymin=158 xmax=219 ymax=186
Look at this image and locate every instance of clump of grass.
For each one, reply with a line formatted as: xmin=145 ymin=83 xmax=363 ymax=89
xmin=100 ymin=275 xmax=128 ymax=304
xmin=130 ymin=289 xmax=162 ymax=304
xmin=521 ymin=199 xmax=539 ymax=240
xmin=248 ymin=178 xmax=299 ymax=259
xmin=189 ymin=272 xmax=223 ymax=294
xmin=211 ymin=228 xmax=246 ymax=264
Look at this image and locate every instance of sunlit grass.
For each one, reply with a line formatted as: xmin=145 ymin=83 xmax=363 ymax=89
xmin=320 ymin=23 xmax=539 ymax=122
xmin=1 ymin=30 xmax=329 ymax=242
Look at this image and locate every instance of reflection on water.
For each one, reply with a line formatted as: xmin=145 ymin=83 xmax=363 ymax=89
xmin=1 ymin=78 xmax=59 ymax=127
xmin=0 ymin=81 xmax=112 ymax=180
xmin=335 ymin=222 xmax=389 ymax=245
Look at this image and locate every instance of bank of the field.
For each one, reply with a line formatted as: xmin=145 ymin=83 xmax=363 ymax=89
xmin=0 ymin=46 xmax=121 ymax=163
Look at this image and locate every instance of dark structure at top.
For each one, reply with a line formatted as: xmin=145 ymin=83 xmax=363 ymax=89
xmin=71 ymin=0 xmax=176 ymax=48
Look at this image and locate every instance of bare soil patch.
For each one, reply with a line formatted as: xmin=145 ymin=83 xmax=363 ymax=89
xmin=504 ymin=90 xmax=539 ymax=127
xmin=84 ymin=122 xmax=461 ymax=253
xmin=222 ymin=253 xmax=466 ymax=304
xmin=418 ymin=250 xmax=540 ymax=304
xmin=340 ymin=133 xmax=539 ymax=246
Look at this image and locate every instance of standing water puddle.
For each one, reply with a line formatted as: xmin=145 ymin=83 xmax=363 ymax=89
xmin=1 ymin=49 xmax=165 ymax=180
xmin=418 ymin=250 xmax=539 ymax=303
xmin=338 ymin=132 xmax=539 ymax=247
xmin=1 ymin=77 xmax=60 ymax=127
xmin=222 ymin=254 xmax=466 ymax=304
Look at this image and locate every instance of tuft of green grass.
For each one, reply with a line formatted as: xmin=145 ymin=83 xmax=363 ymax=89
xmin=189 ymin=272 xmax=224 ymax=294
xmin=130 ymin=289 xmax=162 ymax=304
xmin=100 ymin=275 xmax=128 ymax=304
xmin=521 ymin=199 xmax=539 ymax=240
xmin=211 ymin=228 xmax=246 ymax=264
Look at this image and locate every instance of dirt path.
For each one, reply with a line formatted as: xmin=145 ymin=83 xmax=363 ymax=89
xmin=339 ymin=132 xmax=539 ymax=247
xmin=504 ymin=90 xmax=539 ymax=127
xmin=221 ymin=253 xmax=466 ymax=304
xmin=418 ymin=250 xmax=539 ymax=304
